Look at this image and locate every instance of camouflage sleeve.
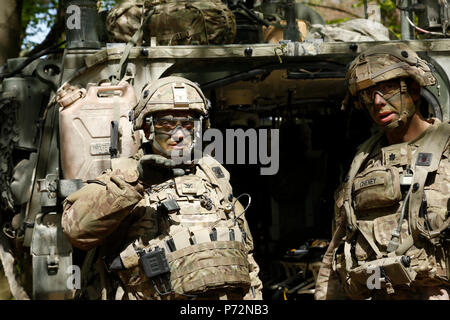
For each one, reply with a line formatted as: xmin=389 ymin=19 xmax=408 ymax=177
xmin=314 ymin=223 xmax=347 ymax=300
xmin=234 ymin=199 xmax=263 ymax=300
xmin=61 ymin=171 xmax=144 ymax=251
xmin=314 ymin=187 xmax=348 ymax=300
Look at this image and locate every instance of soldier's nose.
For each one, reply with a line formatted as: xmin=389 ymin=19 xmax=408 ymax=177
xmin=373 ymin=92 xmax=386 ymax=109
xmin=172 ymin=129 xmax=184 ymax=142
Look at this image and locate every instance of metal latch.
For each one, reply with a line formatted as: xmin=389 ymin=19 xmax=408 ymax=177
xmin=46 ymin=246 xmax=59 ymax=275
xmin=37 ymin=174 xmax=58 ymax=194
xmin=400 ymin=167 xmax=413 ymax=187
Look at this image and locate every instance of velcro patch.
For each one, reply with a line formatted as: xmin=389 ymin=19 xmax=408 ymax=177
xmin=212 ymin=166 xmax=225 ymax=178
xmin=354 ymin=176 xmax=385 ymax=192
xmin=416 ymin=153 xmax=432 ymax=166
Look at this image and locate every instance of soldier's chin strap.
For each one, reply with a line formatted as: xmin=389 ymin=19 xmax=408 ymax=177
xmin=384 ymin=79 xmax=415 ymax=130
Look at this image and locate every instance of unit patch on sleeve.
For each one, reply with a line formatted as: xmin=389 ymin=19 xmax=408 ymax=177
xmin=212 ymin=166 xmax=225 ymax=178
xmin=416 ymin=152 xmax=432 ymax=166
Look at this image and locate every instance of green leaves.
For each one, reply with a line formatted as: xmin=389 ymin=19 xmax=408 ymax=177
xmin=21 ymin=0 xmax=59 ymax=51
xmin=355 ymin=0 xmax=401 ymax=38
xmin=20 ymin=0 xmax=120 ymax=52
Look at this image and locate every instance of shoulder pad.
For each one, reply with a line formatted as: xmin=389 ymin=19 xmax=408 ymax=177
xmin=197 ymin=155 xmax=233 ymax=200
xmin=111 ymin=157 xmax=139 ymax=183
xmin=197 ymin=155 xmax=230 ymax=181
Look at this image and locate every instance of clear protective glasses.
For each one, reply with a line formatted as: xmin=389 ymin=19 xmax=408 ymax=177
xmin=358 ymin=80 xmax=402 ymax=106
xmin=153 ymin=116 xmax=196 ymax=134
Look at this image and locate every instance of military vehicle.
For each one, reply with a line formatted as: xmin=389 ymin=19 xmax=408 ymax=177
xmin=0 ymin=0 xmax=448 ymax=299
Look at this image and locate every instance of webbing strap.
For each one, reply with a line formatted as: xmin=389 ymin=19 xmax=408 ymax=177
xmin=166 ymin=240 xmax=245 ymax=262
xmin=112 ymin=9 xmax=155 ymax=84
xmin=188 ymin=3 xmax=210 ymax=44
xmin=409 ymin=121 xmax=450 ymax=242
xmin=344 ymin=241 xmax=354 ymax=272
xmin=191 ymin=228 xmax=211 ymax=244
xmin=157 ymin=30 xmax=201 ymax=42
xmin=120 ymin=243 xmax=139 ymax=268
xmin=170 ymin=256 xmax=247 ymax=280
xmin=181 ymin=271 xmax=250 ymax=294
xmin=370 ymin=62 xmax=409 ymax=80
xmin=356 ymin=224 xmax=383 ymax=259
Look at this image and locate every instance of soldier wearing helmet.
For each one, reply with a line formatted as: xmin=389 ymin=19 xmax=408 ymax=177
xmin=315 ymin=43 xmax=450 ymax=300
xmin=61 ymin=76 xmax=263 ymax=300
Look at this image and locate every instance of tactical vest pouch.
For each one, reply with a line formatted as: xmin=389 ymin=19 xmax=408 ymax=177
xmin=106 ymin=0 xmax=236 ymax=45
xmin=167 ymin=241 xmax=251 ymax=294
xmin=348 ymin=255 xmax=417 ymax=287
xmin=118 ymin=240 xmax=251 ymax=298
xmin=353 ymin=166 xmax=401 ymax=211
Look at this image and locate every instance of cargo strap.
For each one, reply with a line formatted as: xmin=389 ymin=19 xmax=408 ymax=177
xmin=158 ymin=30 xmax=202 ymax=44
xmin=23 ymin=99 xmax=59 ymax=246
xmin=409 ymin=121 xmax=450 ymax=244
xmin=170 ymin=256 xmax=247 ymax=280
xmin=112 ymin=9 xmax=155 ymax=84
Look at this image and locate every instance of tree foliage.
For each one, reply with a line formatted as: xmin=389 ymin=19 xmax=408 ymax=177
xmin=355 ymin=0 xmax=401 ymax=37
xmin=21 ymin=0 xmax=59 ymax=51
xmin=20 ymin=0 xmax=120 ymax=54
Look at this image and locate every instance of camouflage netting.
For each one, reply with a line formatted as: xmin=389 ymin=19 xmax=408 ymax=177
xmin=0 ymin=98 xmax=18 ymax=213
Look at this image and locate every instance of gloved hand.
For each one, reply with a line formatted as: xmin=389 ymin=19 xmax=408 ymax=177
xmin=137 ymin=154 xmax=185 ymax=184
xmin=139 ymin=154 xmax=176 ymax=169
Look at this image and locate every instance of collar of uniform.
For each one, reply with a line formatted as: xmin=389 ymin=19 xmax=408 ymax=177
xmin=380 ymin=118 xmax=441 ymax=167
xmin=408 ymin=117 xmax=441 ymax=148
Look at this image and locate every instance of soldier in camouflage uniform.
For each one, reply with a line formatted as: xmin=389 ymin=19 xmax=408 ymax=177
xmin=61 ymin=76 xmax=262 ymax=300
xmin=315 ymin=43 xmax=450 ymax=300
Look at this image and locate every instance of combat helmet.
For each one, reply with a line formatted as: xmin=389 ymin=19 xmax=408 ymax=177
xmin=343 ymin=42 xmax=436 ymax=127
xmin=133 ymin=76 xmax=210 ymax=157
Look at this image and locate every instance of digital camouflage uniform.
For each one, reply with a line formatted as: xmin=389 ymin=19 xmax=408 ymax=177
xmin=61 ymin=77 xmax=262 ymax=300
xmin=315 ymin=43 xmax=450 ymax=300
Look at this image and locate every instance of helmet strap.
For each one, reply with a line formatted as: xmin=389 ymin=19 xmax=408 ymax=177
xmin=385 ymin=79 xmax=415 ymax=130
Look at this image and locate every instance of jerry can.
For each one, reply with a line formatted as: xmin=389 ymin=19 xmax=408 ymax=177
xmin=59 ymin=81 xmax=141 ymax=180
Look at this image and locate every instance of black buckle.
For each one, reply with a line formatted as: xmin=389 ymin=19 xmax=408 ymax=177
xmin=139 ymin=247 xmax=171 ymax=279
